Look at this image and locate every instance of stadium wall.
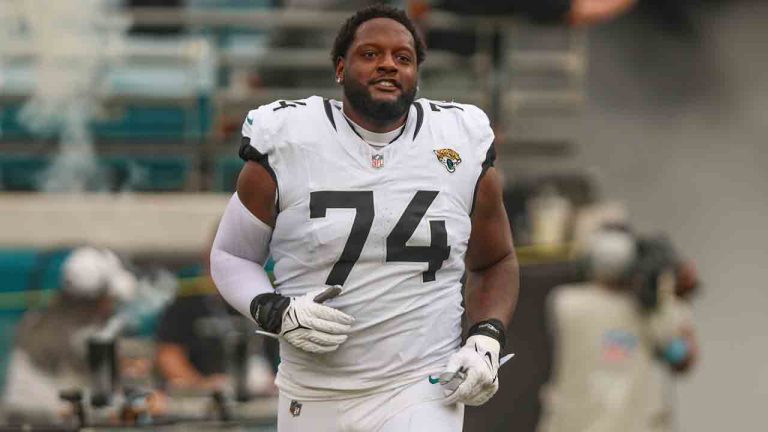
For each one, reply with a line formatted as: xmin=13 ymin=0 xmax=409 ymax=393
xmin=0 ymin=193 xmax=228 ymax=254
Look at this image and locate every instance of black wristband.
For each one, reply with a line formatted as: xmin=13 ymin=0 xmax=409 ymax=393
xmin=467 ymin=319 xmax=507 ymax=350
xmin=250 ymin=293 xmax=291 ymax=333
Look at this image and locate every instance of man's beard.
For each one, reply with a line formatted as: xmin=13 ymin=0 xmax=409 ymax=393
xmin=343 ymin=78 xmax=417 ymax=125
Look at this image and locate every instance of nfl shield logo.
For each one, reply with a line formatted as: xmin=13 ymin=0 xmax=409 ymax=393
xmin=371 ymin=154 xmax=384 ymax=169
xmin=601 ymin=330 xmax=637 ymax=363
xmin=290 ymin=400 xmax=302 ymax=417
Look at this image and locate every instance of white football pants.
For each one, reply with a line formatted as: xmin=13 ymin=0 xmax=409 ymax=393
xmin=277 ymin=378 xmax=464 ymax=432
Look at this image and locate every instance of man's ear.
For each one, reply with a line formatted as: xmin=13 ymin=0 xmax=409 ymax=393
xmin=335 ymin=58 xmax=345 ymax=83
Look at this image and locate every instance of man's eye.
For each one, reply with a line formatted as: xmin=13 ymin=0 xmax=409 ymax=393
xmin=398 ymin=55 xmax=413 ymax=63
xmin=362 ymin=51 xmax=376 ymax=58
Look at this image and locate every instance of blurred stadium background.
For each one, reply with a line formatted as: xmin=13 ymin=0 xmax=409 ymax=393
xmin=0 ymin=0 xmax=766 ymax=430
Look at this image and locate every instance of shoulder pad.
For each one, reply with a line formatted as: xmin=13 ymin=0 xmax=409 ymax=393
xmin=421 ymin=99 xmax=491 ymax=129
xmin=421 ymin=99 xmax=494 ymax=150
xmin=241 ymin=97 xmax=318 ymax=153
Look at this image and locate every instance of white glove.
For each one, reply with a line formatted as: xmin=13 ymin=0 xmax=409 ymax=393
xmin=441 ymin=335 xmax=501 ymax=406
xmin=279 ymin=289 xmax=355 ymax=354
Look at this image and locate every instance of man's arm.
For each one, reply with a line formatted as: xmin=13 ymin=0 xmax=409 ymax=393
xmin=212 ymin=160 xmax=354 ymax=353
xmin=567 ymin=0 xmax=637 ymax=26
xmin=209 ymin=161 xmax=277 ymax=321
xmin=440 ymin=167 xmax=518 ymax=406
xmin=156 ymin=343 xmax=203 ymax=385
xmin=465 ymin=167 xmax=519 ymax=330
xmin=237 ymin=161 xmax=277 ymax=228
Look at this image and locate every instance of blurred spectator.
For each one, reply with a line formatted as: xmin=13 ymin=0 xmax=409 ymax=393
xmin=2 ymin=247 xmax=136 ymax=424
xmin=415 ymin=0 xmax=637 ymax=25
xmin=410 ymin=0 xmax=637 ymax=61
xmin=568 ymin=0 xmax=639 ymax=26
xmin=154 ymin=231 xmax=236 ymax=392
xmin=154 ymin=278 xmax=235 ymax=391
xmin=538 ymin=227 xmax=699 ymax=432
xmin=154 ymin=235 xmax=277 ymax=396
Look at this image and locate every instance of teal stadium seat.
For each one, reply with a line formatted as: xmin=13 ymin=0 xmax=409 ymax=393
xmin=0 ymin=155 xmax=191 ymax=192
xmin=102 ymin=156 xmax=191 ymax=191
xmin=213 ymin=156 xmax=244 ymax=192
xmin=0 ymin=156 xmax=48 ymax=191
xmin=0 ymin=104 xmax=208 ymax=141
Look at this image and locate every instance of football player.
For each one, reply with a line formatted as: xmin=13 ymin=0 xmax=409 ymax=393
xmin=211 ymin=5 xmax=519 ymax=431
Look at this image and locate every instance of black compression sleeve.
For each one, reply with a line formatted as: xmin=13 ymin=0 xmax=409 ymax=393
xmin=250 ymin=293 xmax=291 ymax=333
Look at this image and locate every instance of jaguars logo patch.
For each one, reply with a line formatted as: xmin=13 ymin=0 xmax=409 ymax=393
xmin=433 ymin=148 xmax=462 ymax=173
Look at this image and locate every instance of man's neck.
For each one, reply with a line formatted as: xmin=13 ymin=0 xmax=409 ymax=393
xmin=341 ymin=99 xmax=407 ymax=133
xmin=344 ymin=113 xmax=404 ymax=148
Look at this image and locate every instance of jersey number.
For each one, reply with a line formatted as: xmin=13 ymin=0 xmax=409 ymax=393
xmin=310 ymin=191 xmax=450 ymax=286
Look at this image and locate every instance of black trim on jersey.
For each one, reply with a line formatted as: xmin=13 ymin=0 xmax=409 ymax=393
xmin=342 ymin=117 xmax=365 ymax=140
xmin=469 ymin=143 xmax=497 ymax=216
xmin=388 ymin=121 xmax=407 ymax=144
xmin=323 ymin=98 xmax=337 ymax=131
xmin=343 ymin=116 xmax=408 ymax=144
xmin=413 ymin=101 xmax=424 ymax=140
xmin=239 ymin=137 xmax=280 ymax=210
xmin=429 ymin=102 xmax=464 ymax=112
xmin=333 ymin=101 xmax=417 ymax=143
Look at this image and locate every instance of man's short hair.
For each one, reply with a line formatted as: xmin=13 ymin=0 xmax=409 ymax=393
xmin=331 ymin=4 xmax=427 ymax=69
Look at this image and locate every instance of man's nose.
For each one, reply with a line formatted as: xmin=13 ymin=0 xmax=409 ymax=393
xmin=376 ymin=53 xmax=398 ymax=73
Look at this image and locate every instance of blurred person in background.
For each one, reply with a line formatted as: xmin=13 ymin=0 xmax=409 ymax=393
xmin=538 ymin=227 xmax=699 ymax=432
xmin=407 ymin=0 xmax=638 ymax=121
xmin=154 ymin=275 xmax=234 ymax=393
xmin=411 ymin=0 xmax=637 ymax=26
xmin=154 ymin=231 xmax=277 ymax=395
xmin=211 ymin=4 xmax=518 ymax=431
xmin=2 ymin=247 xmax=136 ymax=425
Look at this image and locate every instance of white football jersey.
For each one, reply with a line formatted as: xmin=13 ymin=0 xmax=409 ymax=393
xmin=240 ymin=96 xmax=495 ymax=400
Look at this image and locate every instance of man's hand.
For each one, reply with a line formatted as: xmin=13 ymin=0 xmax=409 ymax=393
xmin=251 ymin=288 xmax=354 ymax=354
xmin=279 ymin=289 xmax=354 ymax=353
xmin=442 ymin=335 xmax=500 ymax=406
xmin=568 ymin=0 xmax=638 ymax=26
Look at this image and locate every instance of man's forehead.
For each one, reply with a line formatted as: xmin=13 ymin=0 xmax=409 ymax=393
xmin=352 ymin=17 xmax=414 ymax=49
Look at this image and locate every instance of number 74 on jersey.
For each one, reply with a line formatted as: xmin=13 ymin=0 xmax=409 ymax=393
xmin=310 ymin=190 xmax=450 ymax=286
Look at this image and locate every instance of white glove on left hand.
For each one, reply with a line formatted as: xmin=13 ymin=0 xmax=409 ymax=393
xmin=441 ymin=335 xmax=501 ymax=406
xmin=279 ymin=289 xmax=354 ymax=354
